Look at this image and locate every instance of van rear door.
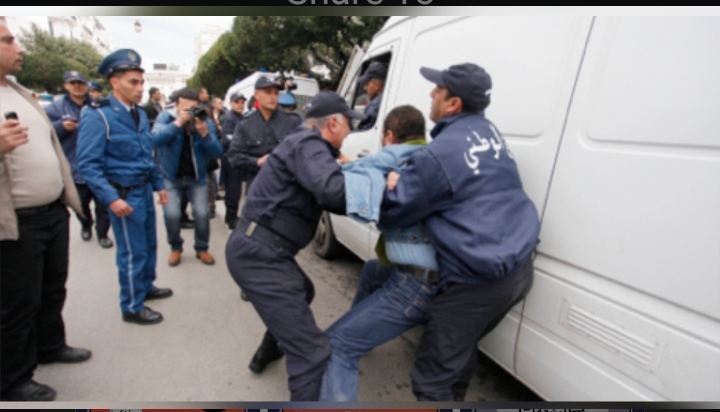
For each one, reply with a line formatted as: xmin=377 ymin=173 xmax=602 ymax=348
xmin=517 ymin=16 xmax=720 ymax=401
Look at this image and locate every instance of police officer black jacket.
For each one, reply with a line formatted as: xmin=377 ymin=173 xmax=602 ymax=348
xmin=241 ymin=125 xmax=346 ymax=252
xmin=227 ymin=108 xmax=301 ymax=186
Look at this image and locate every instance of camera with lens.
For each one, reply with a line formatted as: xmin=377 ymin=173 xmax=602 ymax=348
xmin=190 ymin=105 xmax=209 ymax=122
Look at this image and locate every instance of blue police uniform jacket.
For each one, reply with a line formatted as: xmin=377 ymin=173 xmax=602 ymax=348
xmin=44 ymin=93 xmax=91 ymax=183
xmin=227 ymin=108 xmax=302 ymax=183
xmin=151 ymin=108 xmax=223 ymax=184
xmin=343 ymin=142 xmax=438 ymax=271
xmin=77 ymin=93 xmax=165 ymax=207
xmin=242 ymin=125 xmax=346 ymax=252
xmin=380 ymin=112 xmax=541 ymax=285
xmin=220 ymin=110 xmax=245 ymax=153
xmin=357 ymin=92 xmax=382 ymax=131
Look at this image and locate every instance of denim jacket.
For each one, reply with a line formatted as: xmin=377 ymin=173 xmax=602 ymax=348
xmin=343 ymin=141 xmax=438 ymax=270
xmin=151 ymin=108 xmax=223 ymax=185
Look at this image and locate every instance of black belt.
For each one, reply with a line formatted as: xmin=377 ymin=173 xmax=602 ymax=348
xmin=237 ymin=217 xmax=298 ymax=255
xmin=395 ymin=264 xmax=441 ymax=285
xmin=15 ymin=198 xmax=62 ymax=217
xmin=109 ymin=179 xmax=146 ymax=201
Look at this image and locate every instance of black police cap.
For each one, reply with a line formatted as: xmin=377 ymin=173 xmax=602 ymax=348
xmin=420 ymin=63 xmax=492 ymax=110
xmin=305 ymin=91 xmax=367 ymax=121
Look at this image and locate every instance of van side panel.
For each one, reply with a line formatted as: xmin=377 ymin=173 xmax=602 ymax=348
xmin=396 ymin=16 xmax=593 ymax=372
xmin=518 ymin=17 xmax=720 ymax=401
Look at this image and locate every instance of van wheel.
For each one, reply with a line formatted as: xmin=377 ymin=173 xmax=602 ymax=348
xmin=313 ymin=211 xmax=344 ymax=259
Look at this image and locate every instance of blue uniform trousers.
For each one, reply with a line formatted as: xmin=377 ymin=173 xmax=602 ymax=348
xmin=225 ymin=230 xmax=330 ymax=401
xmin=107 ymin=182 xmax=158 ymax=314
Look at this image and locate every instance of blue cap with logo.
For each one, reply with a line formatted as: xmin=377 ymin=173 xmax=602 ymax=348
xmin=305 ymin=91 xmax=367 ymax=121
xmin=420 ymin=63 xmax=492 ymax=109
xmin=63 ymin=71 xmax=87 ymax=83
xmin=97 ymin=48 xmax=144 ymax=78
xmin=88 ymin=81 xmax=103 ymax=92
xmin=255 ymin=75 xmax=284 ymax=91
xmin=278 ymin=92 xmax=296 ymax=107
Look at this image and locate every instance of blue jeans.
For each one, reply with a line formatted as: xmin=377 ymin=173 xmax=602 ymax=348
xmin=319 ymin=259 xmax=439 ymax=401
xmin=162 ymin=177 xmax=209 ymax=252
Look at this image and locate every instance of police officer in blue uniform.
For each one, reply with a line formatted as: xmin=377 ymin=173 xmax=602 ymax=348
xmin=225 ymin=91 xmax=366 ymax=401
xmin=227 ymin=76 xmax=302 ymax=190
xmin=356 ymin=62 xmax=387 ymax=131
xmin=220 ymin=91 xmax=247 ymax=230
xmin=45 ymin=71 xmax=113 ymax=248
xmin=87 ymin=81 xmax=104 ymax=102
xmin=77 ymin=49 xmax=172 ymax=325
xmin=380 ymin=63 xmax=541 ymax=401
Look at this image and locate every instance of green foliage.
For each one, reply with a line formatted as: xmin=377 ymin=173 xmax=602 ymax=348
xmin=14 ymin=24 xmax=106 ymax=94
xmin=188 ymin=16 xmax=389 ymax=96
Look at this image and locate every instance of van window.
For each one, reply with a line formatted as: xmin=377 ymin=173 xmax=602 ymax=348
xmin=586 ymin=18 xmax=720 ymax=148
xmin=343 ymin=53 xmax=392 ymax=131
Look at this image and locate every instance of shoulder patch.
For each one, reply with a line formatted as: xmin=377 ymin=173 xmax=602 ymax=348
xmin=90 ymin=98 xmax=110 ymax=108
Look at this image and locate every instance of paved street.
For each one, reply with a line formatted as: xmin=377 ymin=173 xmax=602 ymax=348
xmin=33 ymin=191 xmax=540 ymax=402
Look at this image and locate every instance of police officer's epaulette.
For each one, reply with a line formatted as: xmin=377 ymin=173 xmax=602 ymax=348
xmin=89 ymin=98 xmax=110 ymax=109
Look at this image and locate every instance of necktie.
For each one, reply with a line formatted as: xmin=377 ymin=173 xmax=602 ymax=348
xmin=130 ymin=107 xmax=139 ymax=127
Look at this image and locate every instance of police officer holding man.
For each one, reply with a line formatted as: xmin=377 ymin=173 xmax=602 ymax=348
xmin=380 ymin=63 xmax=540 ymax=401
xmin=77 ymin=49 xmax=172 ymax=325
xmin=225 ymin=91 xmax=366 ymax=401
xmin=356 ymin=61 xmax=387 ymax=131
xmin=227 ymin=75 xmax=302 ymax=190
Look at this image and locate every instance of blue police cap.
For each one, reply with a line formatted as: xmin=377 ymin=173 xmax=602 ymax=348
xmin=63 ymin=70 xmax=87 ymax=83
xmin=420 ymin=63 xmax=492 ymax=110
xmin=358 ymin=62 xmax=388 ymax=86
xmin=230 ymin=91 xmax=246 ymax=102
xmin=98 ymin=49 xmax=144 ymax=78
xmin=305 ymin=91 xmax=367 ymax=121
xmin=278 ymin=92 xmax=296 ymax=107
xmin=88 ymin=81 xmax=103 ymax=92
xmin=255 ymin=75 xmax=283 ymax=91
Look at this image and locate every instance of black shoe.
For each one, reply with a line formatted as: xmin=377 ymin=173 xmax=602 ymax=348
xmin=181 ymin=219 xmax=195 ymax=229
xmin=145 ymin=287 xmax=173 ymax=300
xmin=240 ymin=290 xmax=250 ymax=301
xmin=81 ymin=227 xmax=92 ymax=241
xmin=249 ymin=331 xmax=284 ymax=373
xmin=1 ymin=380 xmax=56 ymax=401
xmin=98 ymin=236 xmax=114 ymax=248
xmin=122 ymin=307 xmax=163 ymax=325
xmin=38 ymin=345 xmax=92 ymax=364
xmin=227 ymin=215 xmax=238 ymax=230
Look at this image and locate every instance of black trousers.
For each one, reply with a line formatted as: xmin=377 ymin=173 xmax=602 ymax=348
xmin=411 ymin=255 xmax=535 ymax=401
xmin=75 ymin=183 xmax=110 ymax=237
xmin=225 ymin=230 xmax=329 ymax=401
xmin=222 ymin=155 xmax=244 ymax=217
xmin=0 ymin=201 xmax=70 ymax=393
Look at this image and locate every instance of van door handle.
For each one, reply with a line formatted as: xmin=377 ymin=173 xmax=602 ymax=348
xmin=357 ymin=150 xmax=370 ymax=158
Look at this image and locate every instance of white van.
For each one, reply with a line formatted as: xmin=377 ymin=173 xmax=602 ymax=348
xmin=223 ymin=71 xmax=319 ymax=116
xmin=312 ymin=16 xmax=720 ymax=401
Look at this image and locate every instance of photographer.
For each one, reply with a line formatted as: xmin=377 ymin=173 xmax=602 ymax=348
xmin=151 ymin=87 xmax=223 ymax=267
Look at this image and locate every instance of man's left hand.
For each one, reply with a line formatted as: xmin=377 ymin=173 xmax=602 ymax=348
xmin=387 ymin=171 xmax=401 ymax=191
xmin=157 ymin=190 xmax=169 ymax=206
xmin=195 ymin=118 xmax=209 ymax=138
xmin=338 ymin=152 xmax=355 ymax=165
